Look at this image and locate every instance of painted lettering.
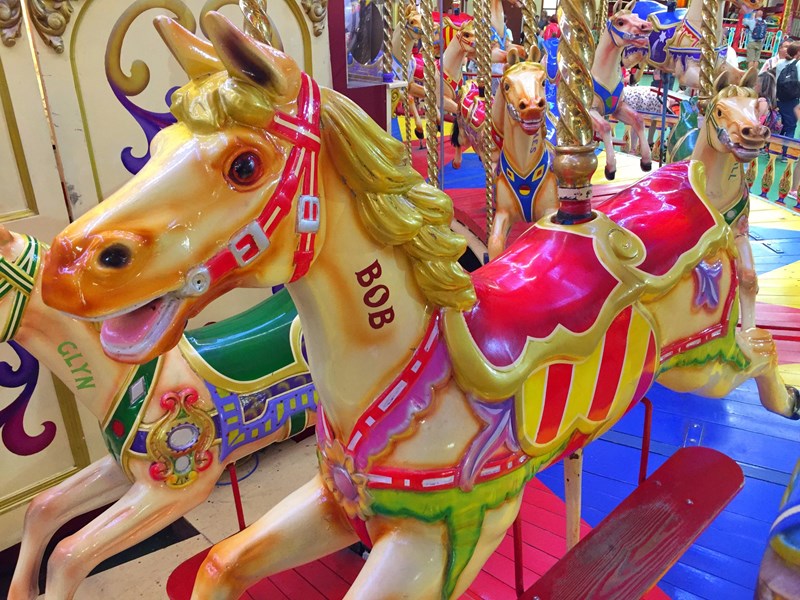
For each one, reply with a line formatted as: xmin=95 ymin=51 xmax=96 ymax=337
xmin=355 ymin=260 xmax=382 ymax=288
xmin=75 ymin=375 xmax=95 ymax=390
xmin=363 ymin=284 xmax=390 ymax=308
xmin=64 ymin=353 xmax=84 ymax=369
xmin=70 ymin=363 xmax=91 ymax=376
xmin=369 ymin=307 xmax=395 ymax=329
xmin=355 ymin=260 xmax=395 ymax=330
xmin=57 ymin=341 xmax=77 ymax=356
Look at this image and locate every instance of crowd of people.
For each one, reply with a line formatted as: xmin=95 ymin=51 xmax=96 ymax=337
xmin=753 ymin=31 xmax=800 ymax=142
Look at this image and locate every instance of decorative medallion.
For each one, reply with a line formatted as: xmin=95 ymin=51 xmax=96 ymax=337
xmin=300 ymin=0 xmax=327 ymax=36
xmin=693 ymin=259 xmax=723 ymax=310
xmin=146 ymin=387 xmax=215 ymax=488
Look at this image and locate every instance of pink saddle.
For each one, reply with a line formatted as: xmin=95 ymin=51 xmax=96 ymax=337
xmin=464 ymin=161 xmax=718 ymax=367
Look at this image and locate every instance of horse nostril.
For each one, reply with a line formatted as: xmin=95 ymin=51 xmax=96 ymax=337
xmin=742 ymin=126 xmax=753 ymax=136
xmin=536 ymin=98 xmax=546 ymax=108
xmin=99 ymin=243 xmax=132 ymax=269
xmin=519 ymin=100 xmax=528 ymax=110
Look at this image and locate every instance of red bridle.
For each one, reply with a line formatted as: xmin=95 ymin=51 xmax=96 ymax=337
xmin=181 ymin=73 xmax=322 ymax=298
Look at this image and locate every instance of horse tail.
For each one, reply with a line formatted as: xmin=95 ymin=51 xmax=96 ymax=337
xmin=451 ymin=117 xmax=461 ymax=148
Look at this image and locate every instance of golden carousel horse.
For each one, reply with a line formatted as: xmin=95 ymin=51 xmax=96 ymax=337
xmin=1 ymin=225 xmax=315 ymax=600
xmin=40 ymin=14 xmax=799 ymax=599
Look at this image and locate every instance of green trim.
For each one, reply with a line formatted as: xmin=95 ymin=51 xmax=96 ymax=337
xmin=369 ymin=442 xmax=568 ymax=599
xmin=289 ymin=410 xmax=308 ymax=437
xmin=659 ymin=301 xmax=750 ymax=374
xmin=722 ymin=190 xmax=749 ymax=227
xmin=101 ymin=358 xmax=161 ymax=461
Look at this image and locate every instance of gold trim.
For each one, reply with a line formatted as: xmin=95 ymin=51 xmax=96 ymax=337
xmin=0 ymin=375 xmax=91 ymax=514
xmin=0 ymin=52 xmax=39 ymax=221
xmin=299 ymin=0 xmax=327 ymax=37
xmin=443 ymin=160 xmax=733 ymax=399
xmin=177 ymin=315 xmax=309 ymax=394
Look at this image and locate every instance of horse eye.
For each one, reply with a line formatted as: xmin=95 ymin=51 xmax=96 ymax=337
xmin=504 ymin=83 xmax=510 ymax=91
xmin=227 ymin=151 xmax=262 ymax=188
xmin=717 ymin=109 xmax=723 ymax=117
xmin=617 ymin=19 xmax=624 ymax=26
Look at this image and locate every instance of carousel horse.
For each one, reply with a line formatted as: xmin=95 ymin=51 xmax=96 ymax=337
xmin=2 ymin=225 xmax=316 ymax=600
xmin=41 ymin=14 xmax=800 ymax=600
xmin=438 ymin=16 xmax=477 ymax=116
xmin=591 ymin=0 xmax=654 ymax=179
xmin=487 ymin=47 xmax=557 ymax=259
xmin=391 ymin=2 xmax=426 ymax=139
xmin=757 ymin=459 xmax=800 ymax=599
xmin=634 ymin=0 xmax=764 ymax=90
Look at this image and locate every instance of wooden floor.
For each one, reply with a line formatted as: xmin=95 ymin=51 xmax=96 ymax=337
xmin=397 ymin=124 xmax=800 ymax=599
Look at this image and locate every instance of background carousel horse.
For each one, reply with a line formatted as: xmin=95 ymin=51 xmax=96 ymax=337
xmin=591 ymin=0 xmax=654 ymax=180
xmin=391 ymin=2 xmax=426 ymax=139
xmin=0 ymin=225 xmax=316 ymax=600
xmin=40 ymin=13 xmax=800 ymax=599
xmin=619 ymin=84 xmax=681 ymax=154
xmin=757 ymin=459 xmax=800 ymax=599
xmin=634 ymin=0 xmax=764 ymax=89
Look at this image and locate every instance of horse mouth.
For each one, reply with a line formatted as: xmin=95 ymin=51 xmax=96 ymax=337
xmin=520 ymin=117 xmax=542 ymax=134
xmin=727 ymin=141 xmax=763 ymax=162
xmin=99 ymin=293 xmax=183 ymax=361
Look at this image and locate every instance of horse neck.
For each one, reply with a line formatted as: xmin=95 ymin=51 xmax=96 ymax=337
xmin=490 ymin=0 xmax=505 ymax=32
xmin=3 ymin=237 xmax=132 ymax=422
xmin=592 ymin=31 xmax=624 ymax=86
xmin=442 ymin=38 xmax=466 ymax=82
xmin=692 ymin=127 xmax=743 ymax=210
xmin=684 ymin=0 xmax=724 ymax=41
xmin=391 ymin=24 xmax=413 ymax=62
xmin=285 ymin=148 xmax=431 ymax=440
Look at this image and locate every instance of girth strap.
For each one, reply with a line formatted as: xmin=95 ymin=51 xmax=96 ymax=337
xmin=0 ymin=235 xmax=41 ymax=342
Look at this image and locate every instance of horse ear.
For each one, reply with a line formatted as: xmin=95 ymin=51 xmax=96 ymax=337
xmin=713 ymin=70 xmax=731 ymax=94
xmin=153 ymin=16 xmax=223 ymax=80
xmin=740 ymin=66 xmax=758 ymax=90
xmin=507 ymin=47 xmax=521 ymax=67
xmin=528 ymin=45 xmax=541 ymax=63
xmin=625 ymin=0 xmax=638 ymax=12
xmin=612 ymin=0 xmax=623 ymax=15
xmin=202 ymin=11 xmax=300 ymax=101
xmin=405 ymin=3 xmax=415 ymax=19
xmin=443 ymin=15 xmax=457 ymax=31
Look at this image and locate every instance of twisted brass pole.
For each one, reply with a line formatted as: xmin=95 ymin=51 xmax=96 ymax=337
xmin=553 ymin=0 xmax=597 ymax=224
xmin=475 ymin=0 xmax=496 ymax=236
xmin=420 ymin=0 xmax=440 ymax=184
xmin=698 ymin=0 xmax=719 ymax=111
xmin=597 ymin=0 xmax=609 ymax=37
xmin=240 ymin=0 xmax=273 ymax=44
xmin=383 ymin=0 xmax=394 ymax=82
xmin=400 ymin=13 xmax=414 ymax=163
xmin=521 ymin=0 xmax=538 ymax=50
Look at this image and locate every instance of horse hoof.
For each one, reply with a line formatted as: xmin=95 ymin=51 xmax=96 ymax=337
xmin=453 ymin=160 xmax=462 ymax=170
xmin=604 ymin=166 xmax=616 ymax=180
xmin=787 ymin=385 xmax=800 ymax=420
xmin=641 ymin=160 xmax=652 ymax=172
xmin=415 ymin=127 xmax=425 ymax=140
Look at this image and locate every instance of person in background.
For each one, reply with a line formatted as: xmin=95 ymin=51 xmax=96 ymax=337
xmin=761 ymin=38 xmax=791 ymax=73
xmin=776 ymin=42 xmax=800 ymax=141
xmin=746 ymin=10 xmax=768 ymax=70
xmin=757 ymin=70 xmax=782 ymax=135
xmin=538 ymin=11 xmax=549 ymax=31
xmin=543 ymin=14 xmax=560 ymax=40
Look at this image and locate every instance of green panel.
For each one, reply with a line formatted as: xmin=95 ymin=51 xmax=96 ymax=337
xmin=183 ymin=289 xmax=299 ymax=382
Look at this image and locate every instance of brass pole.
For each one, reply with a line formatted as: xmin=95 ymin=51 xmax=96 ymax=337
xmin=420 ymin=0 xmax=440 ymax=184
xmin=239 ymin=0 xmax=274 ymax=44
xmin=698 ymin=0 xmax=719 ymax=111
xmin=475 ymin=0 xmax=496 ymax=236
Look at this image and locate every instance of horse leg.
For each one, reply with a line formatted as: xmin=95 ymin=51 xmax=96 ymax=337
xmin=616 ymin=101 xmax=652 ymax=171
xmin=410 ymin=98 xmax=425 ymax=140
xmin=564 ymin=450 xmax=583 ymax=550
xmin=44 ymin=475 xmax=216 ymax=600
xmin=590 ymin=109 xmax=616 ymax=180
xmin=488 ymin=204 xmax=512 ymax=261
xmin=735 ymin=231 xmax=758 ymax=331
xmin=192 ymin=474 xmax=357 ymax=600
xmin=8 ymin=456 xmax=130 ymax=600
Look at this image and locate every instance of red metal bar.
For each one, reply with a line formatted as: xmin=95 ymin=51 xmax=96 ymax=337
xmin=639 ymin=397 xmax=653 ymax=485
xmin=513 ymin=514 xmax=525 ymax=597
xmin=227 ymin=463 xmax=247 ymax=532
xmin=734 ymin=13 xmax=744 ymax=54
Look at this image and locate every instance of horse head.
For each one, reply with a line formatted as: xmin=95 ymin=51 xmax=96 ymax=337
xmin=444 ymin=16 xmax=477 ymax=57
xmin=608 ymin=0 xmax=653 ymax=49
xmin=500 ymin=47 xmax=547 ymax=135
xmin=404 ymin=2 xmax=423 ymax=40
xmin=42 ymin=13 xmax=314 ymax=363
xmin=705 ymin=68 xmax=769 ymax=163
xmin=738 ymin=0 xmax=766 ymax=14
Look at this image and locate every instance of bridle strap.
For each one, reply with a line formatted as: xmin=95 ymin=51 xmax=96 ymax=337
xmin=607 ymin=19 xmax=648 ymax=47
xmin=182 ymin=74 xmax=322 ymax=296
xmin=0 ymin=235 xmax=41 ymax=342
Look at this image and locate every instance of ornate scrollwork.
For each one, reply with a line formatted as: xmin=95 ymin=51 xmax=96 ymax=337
xmin=300 ymin=0 xmax=326 ymax=36
xmin=1 ymin=0 xmax=77 ymax=53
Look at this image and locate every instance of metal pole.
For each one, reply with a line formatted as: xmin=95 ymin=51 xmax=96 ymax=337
xmin=439 ymin=0 xmax=445 ymax=190
xmin=659 ymin=72 xmax=670 ymax=166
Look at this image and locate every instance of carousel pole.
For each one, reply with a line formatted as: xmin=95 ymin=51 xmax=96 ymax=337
xmin=698 ymin=0 xmax=719 ymax=111
xmin=383 ymin=0 xmax=395 ymax=83
xmin=240 ymin=0 xmax=273 ymax=43
xmin=401 ymin=8 xmax=414 ymax=163
xmin=552 ymin=0 xmax=598 ymax=225
xmin=521 ymin=0 xmax=539 ymax=49
xmin=421 ymin=0 xmax=441 ymax=184
xmin=439 ymin=0 xmax=446 ymax=190
xmin=474 ymin=0 xmax=497 ymax=238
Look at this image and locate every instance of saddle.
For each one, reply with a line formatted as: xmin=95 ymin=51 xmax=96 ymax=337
xmin=443 ymin=160 xmax=730 ymax=399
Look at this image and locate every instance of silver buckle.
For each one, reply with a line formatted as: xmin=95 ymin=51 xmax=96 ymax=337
xmin=179 ymin=266 xmax=211 ymax=297
xmin=229 ymin=221 xmax=270 ymax=267
xmin=296 ymin=195 xmax=320 ymax=234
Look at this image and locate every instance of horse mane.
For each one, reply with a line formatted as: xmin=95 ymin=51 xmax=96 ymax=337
xmin=319 ymin=89 xmax=476 ymax=310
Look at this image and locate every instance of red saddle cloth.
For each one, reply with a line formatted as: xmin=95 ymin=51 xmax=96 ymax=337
xmin=465 ymin=161 xmax=717 ymax=367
